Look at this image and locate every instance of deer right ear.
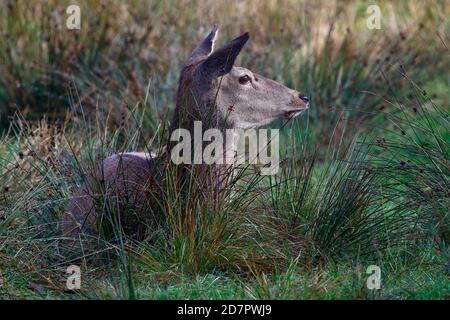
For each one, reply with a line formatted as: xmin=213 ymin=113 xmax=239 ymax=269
xmin=198 ymin=32 xmax=249 ymax=79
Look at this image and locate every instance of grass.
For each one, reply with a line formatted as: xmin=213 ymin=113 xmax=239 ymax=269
xmin=0 ymin=0 xmax=449 ymax=299
xmin=1 ymin=250 xmax=447 ymax=299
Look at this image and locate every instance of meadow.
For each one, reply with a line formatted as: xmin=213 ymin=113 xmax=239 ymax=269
xmin=0 ymin=0 xmax=448 ymax=299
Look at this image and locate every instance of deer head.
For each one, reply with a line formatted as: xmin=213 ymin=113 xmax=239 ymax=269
xmin=172 ymin=25 xmax=309 ymax=133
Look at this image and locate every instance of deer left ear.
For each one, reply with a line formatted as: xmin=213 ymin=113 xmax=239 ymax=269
xmin=198 ymin=32 xmax=249 ymax=78
xmin=190 ymin=24 xmax=219 ymax=59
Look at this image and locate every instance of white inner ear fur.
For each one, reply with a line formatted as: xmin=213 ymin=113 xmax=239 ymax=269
xmin=209 ymin=29 xmax=218 ymax=55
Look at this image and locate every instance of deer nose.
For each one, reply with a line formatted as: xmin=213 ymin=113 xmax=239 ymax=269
xmin=299 ymin=94 xmax=309 ymax=103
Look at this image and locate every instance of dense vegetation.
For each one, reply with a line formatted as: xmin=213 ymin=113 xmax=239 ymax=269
xmin=0 ymin=0 xmax=448 ymax=299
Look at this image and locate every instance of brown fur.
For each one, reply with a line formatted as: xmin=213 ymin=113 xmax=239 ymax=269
xmin=60 ymin=26 xmax=309 ymax=248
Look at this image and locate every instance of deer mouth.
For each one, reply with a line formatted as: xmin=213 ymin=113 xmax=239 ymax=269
xmin=284 ymin=108 xmax=307 ymax=119
xmin=286 ymin=96 xmax=309 ymax=119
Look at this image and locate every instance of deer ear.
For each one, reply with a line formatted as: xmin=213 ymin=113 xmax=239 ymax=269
xmin=198 ymin=32 xmax=249 ymax=78
xmin=190 ymin=24 xmax=219 ymax=59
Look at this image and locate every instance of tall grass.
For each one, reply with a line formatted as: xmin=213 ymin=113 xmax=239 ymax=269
xmin=0 ymin=0 xmax=448 ymax=299
xmin=0 ymin=80 xmax=448 ymax=298
xmin=367 ymin=82 xmax=449 ymax=249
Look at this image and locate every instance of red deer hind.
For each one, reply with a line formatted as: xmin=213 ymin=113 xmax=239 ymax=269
xmin=60 ymin=25 xmax=309 ymax=246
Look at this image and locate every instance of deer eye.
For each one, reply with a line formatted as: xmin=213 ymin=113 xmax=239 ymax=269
xmin=238 ymin=75 xmax=251 ymax=85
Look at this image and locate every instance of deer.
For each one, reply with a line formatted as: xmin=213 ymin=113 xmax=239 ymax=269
xmin=60 ymin=25 xmax=309 ymax=246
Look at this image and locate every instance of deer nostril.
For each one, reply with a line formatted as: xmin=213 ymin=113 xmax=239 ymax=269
xmin=299 ymin=94 xmax=309 ymax=103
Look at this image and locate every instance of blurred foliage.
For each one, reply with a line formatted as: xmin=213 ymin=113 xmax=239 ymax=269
xmin=0 ymin=0 xmax=448 ymax=144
